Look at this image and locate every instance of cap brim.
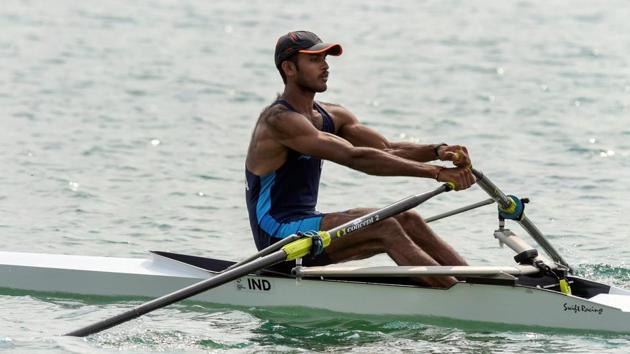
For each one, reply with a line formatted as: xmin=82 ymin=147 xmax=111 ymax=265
xmin=299 ymin=43 xmax=343 ymax=56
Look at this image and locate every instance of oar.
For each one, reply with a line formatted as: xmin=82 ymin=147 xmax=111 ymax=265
xmin=471 ymin=169 xmax=571 ymax=270
xmin=425 ymin=198 xmax=495 ymax=223
xmin=65 ymin=183 xmax=454 ymax=337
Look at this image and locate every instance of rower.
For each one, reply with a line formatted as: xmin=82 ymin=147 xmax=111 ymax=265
xmin=245 ymin=31 xmax=476 ymax=288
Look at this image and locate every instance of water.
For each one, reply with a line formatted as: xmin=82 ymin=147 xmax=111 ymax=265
xmin=1 ymin=0 xmax=630 ymax=352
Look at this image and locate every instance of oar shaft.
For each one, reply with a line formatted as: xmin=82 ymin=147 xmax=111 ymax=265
xmin=227 ymin=234 xmax=301 ymax=270
xmin=66 ymin=250 xmax=287 ymax=337
xmin=327 ymin=184 xmax=451 ymax=239
xmin=234 ymin=185 xmax=451 ymax=269
xmin=280 ymin=184 xmax=453 ymax=262
xmin=425 ymin=198 xmax=495 ymax=223
xmin=472 ymin=169 xmax=570 ymax=270
xmin=519 ymin=217 xmax=568 ymax=266
xmin=471 ymin=169 xmax=512 ymax=209
xmin=66 ymin=183 xmax=451 ymax=337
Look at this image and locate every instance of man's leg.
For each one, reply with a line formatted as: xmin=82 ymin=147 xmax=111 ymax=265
xmin=319 ymin=208 xmax=457 ymax=288
xmin=393 ymin=210 xmax=467 ymax=266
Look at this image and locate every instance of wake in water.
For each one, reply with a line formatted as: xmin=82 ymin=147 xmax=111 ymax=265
xmin=575 ymin=264 xmax=630 ymax=289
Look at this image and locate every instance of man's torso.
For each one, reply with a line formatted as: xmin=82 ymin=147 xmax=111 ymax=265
xmin=245 ymin=99 xmax=337 ymax=244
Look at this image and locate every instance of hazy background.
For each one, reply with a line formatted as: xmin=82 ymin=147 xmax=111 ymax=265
xmin=1 ymin=1 xmax=630 ymax=352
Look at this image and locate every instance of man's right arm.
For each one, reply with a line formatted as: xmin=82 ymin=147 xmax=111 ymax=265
xmin=267 ymin=111 xmax=474 ymax=189
xmin=326 ymin=104 xmax=472 ymax=167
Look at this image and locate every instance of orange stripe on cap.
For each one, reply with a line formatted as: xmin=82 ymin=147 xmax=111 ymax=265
xmin=299 ymin=44 xmax=343 ymax=56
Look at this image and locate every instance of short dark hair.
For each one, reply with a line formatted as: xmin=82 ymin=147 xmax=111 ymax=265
xmin=277 ymin=55 xmax=299 ymax=84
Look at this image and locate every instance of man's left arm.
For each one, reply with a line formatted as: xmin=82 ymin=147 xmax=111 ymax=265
xmin=326 ymin=104 xmax=471 ymax=166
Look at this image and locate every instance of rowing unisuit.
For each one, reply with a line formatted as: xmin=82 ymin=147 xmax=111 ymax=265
xmin=245 ymin=99 xmax=335 ymax=250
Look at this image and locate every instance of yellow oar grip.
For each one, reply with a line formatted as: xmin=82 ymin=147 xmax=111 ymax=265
xmin=282 ymin=231 xmax=331 ymax=261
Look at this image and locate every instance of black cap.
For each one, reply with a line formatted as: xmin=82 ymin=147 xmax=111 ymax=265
xmin=274 ymin=31 xmax=343 ymax=69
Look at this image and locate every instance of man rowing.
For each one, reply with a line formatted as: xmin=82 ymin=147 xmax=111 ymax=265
xmin=245 ymin=31 xmax=475 ymax=287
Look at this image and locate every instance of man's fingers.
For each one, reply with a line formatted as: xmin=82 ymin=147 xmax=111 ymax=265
xmin=439 ymin=166 xmax=476 ymax=191
xmin=443 ymin=151 xmax=457 ymax=159
xmin=457 ymin=168 xmax=475 ymax=190
xmin=444 ymin=151 xmax=465 ymax=164
xmin=453 ymin=153 xmax=471 ymax=167
xmin=453 ymin=150 xmax=471 ymax=167
xmin=466 ymin=172 xmax=475 ymax=188
xmin=466 ymin=169 xmax=476 ymax=188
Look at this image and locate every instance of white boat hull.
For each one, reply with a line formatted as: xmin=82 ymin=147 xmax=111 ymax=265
xmin=2 ymin=251 xmax=630 ymax=333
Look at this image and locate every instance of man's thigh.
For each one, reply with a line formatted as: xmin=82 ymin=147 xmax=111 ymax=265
xmin=320 ymin=208 xmax=391 ymax=263
xmin=319 ymin=208 xmax=376 ymax=230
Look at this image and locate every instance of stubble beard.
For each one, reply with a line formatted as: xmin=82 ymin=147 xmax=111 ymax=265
xmin=297 ymin=74 xmax=327 ymax=93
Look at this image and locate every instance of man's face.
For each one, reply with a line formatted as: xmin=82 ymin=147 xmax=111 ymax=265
xmin=292 ymin=53 xmax=329 ymax=93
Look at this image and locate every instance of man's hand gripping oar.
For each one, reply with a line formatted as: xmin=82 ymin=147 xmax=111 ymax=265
xmin=434 ymin=145 xmax=475 ymax=191
xmin=65 ymin=183 xmax=455 ymax=337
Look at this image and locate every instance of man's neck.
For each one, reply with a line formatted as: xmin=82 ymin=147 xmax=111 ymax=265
xmin=280 ymin=84 xmax=316 ymax=116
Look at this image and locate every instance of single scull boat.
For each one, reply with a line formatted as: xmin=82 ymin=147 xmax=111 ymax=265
xmin=1 ymin=170 xmax=629 ymax=333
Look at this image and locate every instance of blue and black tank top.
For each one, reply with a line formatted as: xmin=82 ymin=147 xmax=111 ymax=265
xmin=245 ymin=99 xmax=336 ymax=245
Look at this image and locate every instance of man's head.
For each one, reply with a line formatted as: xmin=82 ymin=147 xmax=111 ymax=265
xmin=274 ymin=31 xmax=342 ymax=91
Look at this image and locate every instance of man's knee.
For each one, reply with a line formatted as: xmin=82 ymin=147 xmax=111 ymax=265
xmin=377 ymin=218 xmax=412 ymax=248
xmin=396 ymin=210 xmax=426 ymax=229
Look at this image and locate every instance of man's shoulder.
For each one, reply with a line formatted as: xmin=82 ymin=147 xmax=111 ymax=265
xmin=318 ymin=101 xmax=358 ymax=124
xmin=317 ymin=101 xmax=343 ymax=112
xmin=259 ymin=102 xmax=297 ymax=126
